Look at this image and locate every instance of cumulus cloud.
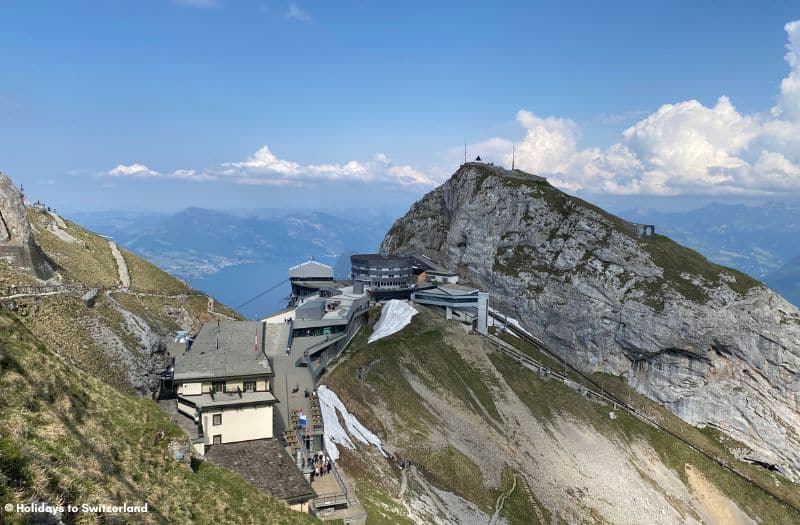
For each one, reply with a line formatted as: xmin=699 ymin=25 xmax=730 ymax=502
xmin=108 ymin=163 xmax=159 ymax=177
xmin=481 ymin=20 xmax=800 ymax=196
xmin=772 ymin=20 xmax=800 ymax=119
xmin=105 ymin=146 xmax=437 ymax=188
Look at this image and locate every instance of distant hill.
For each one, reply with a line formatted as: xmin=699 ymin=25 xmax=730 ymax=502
xmin=69 ymin=207 xmax=392 ymax=318
xmin=621 ymin=202 xmax=800 ymax=280
xmin=766 ymin=256 xmax=800 ymax=307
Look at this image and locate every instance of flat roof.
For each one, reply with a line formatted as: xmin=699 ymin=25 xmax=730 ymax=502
xmin=292 ymin=285 xmax=368 ymax=327
xmin=426 ymin=269 xmax=458 ymax=276
xmin=417 ymin=284 xmax=480 ymax=296
xmin=174 ymin=321 xmax=272 ymax=381
xmin=206 ymin=439 xmax=316 ymax=504
xmin=351 ymin=253 xmax=415 ymax=266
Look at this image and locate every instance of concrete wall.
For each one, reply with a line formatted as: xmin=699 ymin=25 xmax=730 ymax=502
xmin=286 ymin=501 xmax=310 ymax=513
xmin=263 ymin=309 xmax=296 ymax=325
xmin=203 ymin=404 xmax=273 ymax=445
xmin=177 ymin=398 xmax=196 ymax=420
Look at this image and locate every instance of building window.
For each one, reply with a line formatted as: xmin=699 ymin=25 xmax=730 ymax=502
xmin=212 ymin=381 xmax=226 ymax=393
xmin=243 ymin=381 xmax=256 ymax=392
xmin=212 ymin=414 xmax=222 ymax=426
xmin=213 ymin=434 xmax=222 ymax=445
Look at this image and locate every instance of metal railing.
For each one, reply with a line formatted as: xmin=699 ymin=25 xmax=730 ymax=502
xmin=486 ymin=311 xmax=800 ymax=515
xmin=312 ymin=461 xmax=349 ymax=509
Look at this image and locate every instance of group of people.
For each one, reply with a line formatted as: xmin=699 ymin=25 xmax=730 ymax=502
xmin=309 ymin=450 xmax=332 ymax=480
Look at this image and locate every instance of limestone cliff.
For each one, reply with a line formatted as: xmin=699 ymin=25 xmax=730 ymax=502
xmin=381 ymin=162 xmax=800 ymax=482
xmin=0 ymin=172 xmax=53 ymax=279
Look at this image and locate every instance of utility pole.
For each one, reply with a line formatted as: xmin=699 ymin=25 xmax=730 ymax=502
xmin=512 ymin=142 xmax=515 ymax=170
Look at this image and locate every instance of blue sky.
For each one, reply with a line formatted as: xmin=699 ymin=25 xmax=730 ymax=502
xmin=2 ymin=1 xmax=800 ymax=214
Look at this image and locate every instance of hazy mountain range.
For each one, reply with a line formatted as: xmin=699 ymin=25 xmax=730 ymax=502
xmin=69 ymin=201 xmax=800 ymax=317
xmin=69 ymin=207 xmax=393 ymax=318
xmin=620 ymin=202 xmax=800 ymax=306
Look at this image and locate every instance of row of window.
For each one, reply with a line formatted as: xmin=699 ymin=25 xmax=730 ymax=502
xmin=414 ymin=294 xmax=478 ymax=303
xmin=352 ymin=266 xmax=412 ymax=271
xmin=211 ymin=381 xmax=258 ymax=393
xmin=293 ymin=324 xmax=347 ymax=338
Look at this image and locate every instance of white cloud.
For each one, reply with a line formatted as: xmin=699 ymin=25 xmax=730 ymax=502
xmin=772 ymin=20 xmax=800 ymax=119
xmin=474 ymin=20 xmax=800 ymax=196
xmin=105 ymin=146 xmax=437 ymax=188
xmin=285 ymin=3 xmax=311 ymax=22
xmin=106 ymin=163 xmax=216 ymax=182
xmin=222 ymin=145 xmax=301 ymax=176
xmin=108 ymin=163 xmax=159 ymax=177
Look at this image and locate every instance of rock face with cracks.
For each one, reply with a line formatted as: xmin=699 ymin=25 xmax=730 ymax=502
xmin=381 ymin=162 xmax=800 ymax=482
xmin=0 ymin=171 xmax=53 ymax=279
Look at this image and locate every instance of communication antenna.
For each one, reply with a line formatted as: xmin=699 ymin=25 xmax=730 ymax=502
xmin=464 ymin=139 xmax=467 ymax=164
xmin=512 ymin=143 xmax=515 ymax=170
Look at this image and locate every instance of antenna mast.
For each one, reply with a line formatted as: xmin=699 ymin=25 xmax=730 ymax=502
xmin=464 ymin=139 xmax=467 ymax=164
xmin=512 ymin=143 xmax=515 ymax=170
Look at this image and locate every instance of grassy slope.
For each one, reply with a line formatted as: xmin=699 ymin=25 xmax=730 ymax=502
xmin=12 ymin=209 xmax=243 ymax=393
xmin=0 ymin=307 xmax=316 ymax=525
xmin=325 ymin=307 xmax=800 ymax=524
xmin=0 ymin=210 xmax=305 ymax=523
xmin=325 ymin=308 xmax=555 ymax=524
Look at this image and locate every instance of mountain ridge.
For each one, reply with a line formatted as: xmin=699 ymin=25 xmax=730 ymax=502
xmin=381 ymin=162 xmax=800 ymax=483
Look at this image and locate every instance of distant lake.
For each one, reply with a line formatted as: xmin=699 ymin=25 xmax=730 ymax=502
xmin=190 ymin=261 xmax=292 ymax=320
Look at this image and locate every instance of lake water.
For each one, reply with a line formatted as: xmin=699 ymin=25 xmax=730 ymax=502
xmin=189 ymin=261 xmax=292 ymax=320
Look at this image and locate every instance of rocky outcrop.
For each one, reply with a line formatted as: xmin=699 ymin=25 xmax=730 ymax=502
xmin=382 ymin=162 xmax=800 ymax=482
xmin=0 ymin=172 xmax=53 ymax=279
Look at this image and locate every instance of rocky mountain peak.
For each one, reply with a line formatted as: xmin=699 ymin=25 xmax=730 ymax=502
xmin=0 ymin=171 xmax=53 ymax=279
xmin=382 ymin=162 xmax=800 ymax=482
xmin=0 ymin=171 xmax=34 ymax=244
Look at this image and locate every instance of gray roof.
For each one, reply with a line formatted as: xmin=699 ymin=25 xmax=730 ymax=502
xmin=421 ymin=284 xmax=479 ymax=296
xmin=351 ymin=253 xmax=415 ymax=268
xmin=288 ymin=260 xmax=334 ymax=279
xmin=206 ymin=439 xmax=316 ymax=503
xmin=174 ymin=321 xmax=272 ymax=381
xmin=411 ymin=253 xmax=447 ymax=272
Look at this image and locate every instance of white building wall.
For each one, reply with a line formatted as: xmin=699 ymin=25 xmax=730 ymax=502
xmin=203 ymin=404 xmax=273 ymax=445
xmin=178 ymin=382 xmax=202 ymax=395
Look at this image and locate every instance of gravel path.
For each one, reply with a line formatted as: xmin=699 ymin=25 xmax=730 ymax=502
xmin=108 ymin=241 xmax=131 ymax=289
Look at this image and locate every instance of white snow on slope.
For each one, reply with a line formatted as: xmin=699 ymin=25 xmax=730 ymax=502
xmin=317 ymin=385 xmax=386 ymax=461
xmin=489 ymin=307 xmax=535 ymax=339
xmin=368 ymin=299 xmax=418 ymax=343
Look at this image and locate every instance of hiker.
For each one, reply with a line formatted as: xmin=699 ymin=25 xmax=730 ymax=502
xmin=326 ymin=459 xmax=332 ymax=475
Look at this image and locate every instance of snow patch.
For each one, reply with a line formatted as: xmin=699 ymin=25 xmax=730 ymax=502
xmin=317 ymin=385 xmax=386 ymax=461
xmin=368 ymin=299 xmax=418 ymax=343
xmin=489 ymin=307 xmax=535 ymax=338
